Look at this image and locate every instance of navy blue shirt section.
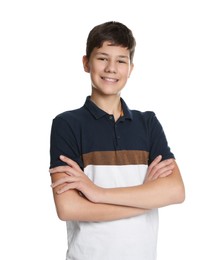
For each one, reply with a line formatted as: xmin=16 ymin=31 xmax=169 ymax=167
xmin=50 ymin=96 xmax=174 ymax=169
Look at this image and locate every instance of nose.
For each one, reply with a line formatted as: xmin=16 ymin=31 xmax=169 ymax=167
xmin=105 ymin=60 xmax=117 ymax=73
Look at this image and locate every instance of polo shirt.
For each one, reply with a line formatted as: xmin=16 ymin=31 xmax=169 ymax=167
xmin=50 ymin=96 xmax=175 ymax=260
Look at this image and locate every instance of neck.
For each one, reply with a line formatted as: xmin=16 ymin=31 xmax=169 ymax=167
xmin=90 ymin=93 xmax=123 ymax=121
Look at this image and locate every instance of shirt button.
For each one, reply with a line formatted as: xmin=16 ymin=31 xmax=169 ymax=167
xmin=109 ymin=115 xmax=113 ymax=120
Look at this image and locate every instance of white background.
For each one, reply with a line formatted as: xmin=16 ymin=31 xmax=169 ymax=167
xmin=0 ymin=0 xmax=216 ymax=259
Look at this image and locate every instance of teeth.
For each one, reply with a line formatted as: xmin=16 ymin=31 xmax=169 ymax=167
xmin=103 ymin=77 xmax=117 ymax=82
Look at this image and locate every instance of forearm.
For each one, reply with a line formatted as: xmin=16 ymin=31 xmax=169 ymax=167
xmin=50 ymin=159 xmax=185 ymax=217
xmin=97 ymin=164 xmax=185 ymax=209
xmin=51 ymin=173 xmax=147 ymax=222
xmin=53 ymin=189 xmax=147 ymax=222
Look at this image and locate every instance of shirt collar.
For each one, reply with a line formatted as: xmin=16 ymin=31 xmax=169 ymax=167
xmin=84 ymin=96 xmax=133 ymax=120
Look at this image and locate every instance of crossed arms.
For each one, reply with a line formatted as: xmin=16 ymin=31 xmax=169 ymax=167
xmin=50 ymin=155 xmax=185 ymax=222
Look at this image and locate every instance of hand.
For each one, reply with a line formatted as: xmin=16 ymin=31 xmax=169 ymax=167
xmin=50 ymin=155 xmax=104 ymax=203
xmin=145 ymin=155 xmax=175 ymax=182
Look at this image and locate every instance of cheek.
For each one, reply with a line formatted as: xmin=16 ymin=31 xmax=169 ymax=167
xmin=121 ymin=67 xmax=132 ymax=79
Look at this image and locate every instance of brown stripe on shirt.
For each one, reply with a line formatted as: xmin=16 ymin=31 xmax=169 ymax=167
xmin=82 ymin=150 xmax=149 ymax=168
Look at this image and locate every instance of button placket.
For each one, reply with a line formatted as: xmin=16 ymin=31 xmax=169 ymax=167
xmin=114 ymin=122 xmax=121 ymax=148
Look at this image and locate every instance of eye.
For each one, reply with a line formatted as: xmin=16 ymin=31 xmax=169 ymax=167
xmin=97 ymin=57 xmax=107 ymax=61
xmin=118 ymin=60 xmax=127 ymax=64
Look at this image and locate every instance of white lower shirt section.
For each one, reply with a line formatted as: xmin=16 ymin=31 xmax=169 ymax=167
xmin=66 ymin=164 xmax=159 ymax=260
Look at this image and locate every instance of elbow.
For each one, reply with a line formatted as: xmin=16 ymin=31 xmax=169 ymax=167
xmin=57 ymin=210 xmax=69 ymax=221
xmin=53 ymin=190 xmax=86 ymax=221
xmin=55 ymin=203 xmax=76 ymax=221
xmin=56 ymin=207 xmax=69 ymax=221
xmin=173 ymin=183 xmax=185 ymax=204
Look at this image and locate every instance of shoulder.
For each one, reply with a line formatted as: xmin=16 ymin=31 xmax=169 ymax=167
xmin=53 ymin=106 xmax=86 ymax=124
xmin=53 ymin=96 xmax=93 ymax=124
xmin=130 ymin=109 xmax=157 ymax=123
xmin=133 ymin=111 xmax=162 ymax=133
xmin=50 ymin=107 xmax=87 ymax=136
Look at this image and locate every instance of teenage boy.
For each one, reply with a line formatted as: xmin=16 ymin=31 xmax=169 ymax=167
xmin=49 ymin=21 xmax=185 ymax=260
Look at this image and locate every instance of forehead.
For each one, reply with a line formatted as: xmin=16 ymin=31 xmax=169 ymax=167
xmin=93 ymin=41 xmax=130 ymax=57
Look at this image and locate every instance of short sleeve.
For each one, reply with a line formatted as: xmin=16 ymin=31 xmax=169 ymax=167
xmin=49 ymin=115 xmax=83 ymax=169
xmin=144 ymin=112 xmax=175 ymax=164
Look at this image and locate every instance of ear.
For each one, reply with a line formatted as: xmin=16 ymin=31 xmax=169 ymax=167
xmin=128 ymin=63 xmax=134 ymax=78
xmin=82 ymin=55 xmax=90 ymax=73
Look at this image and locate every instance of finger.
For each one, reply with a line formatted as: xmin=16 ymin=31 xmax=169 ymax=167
xmin=152 ymin=158 xmax=174 ymax=173
xmin=60 ymin=155 xmax=80 ymax=170
xmin=49 ymin=165 xmax=74 ymax=175
xmin=153 ymin=161 xmax=174 ymax=176
xmin=161 ymin=158 xmax=174 ymax=167
xmin=147 ymin=155 xmax=162 ymax=174
xmin=146 ymin=158 xmax=175 ymax=180
xmin=152 ymin=166 xmax=174 ymax=180
xmin=56 ymin=183 xmax=78 ymax=194
xmin=51 ymin=176 xmax=77 ymax=188
xmin=158 ymin=170 xmax=173 ymax=178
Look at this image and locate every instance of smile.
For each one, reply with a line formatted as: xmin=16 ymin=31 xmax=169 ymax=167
xmin=101 ymin=77 xmax=118 ymax=82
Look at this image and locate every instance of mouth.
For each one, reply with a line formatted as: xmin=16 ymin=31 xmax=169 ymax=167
xmin=101 ymin=77 xmax=118 ymax=83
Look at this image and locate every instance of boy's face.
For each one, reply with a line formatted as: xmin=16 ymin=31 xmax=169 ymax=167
xmin=83 ymin=41 xmax=134 ymax=97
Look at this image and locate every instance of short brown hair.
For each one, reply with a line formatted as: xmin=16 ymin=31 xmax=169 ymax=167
xmin=86 ymin=21 xmax=136 ymax=63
